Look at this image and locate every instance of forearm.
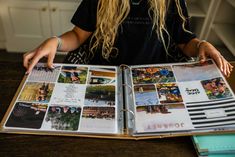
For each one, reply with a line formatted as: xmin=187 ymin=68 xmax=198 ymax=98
xmin=178 ymin=38 xmax=201 ymax=57
xmin=55 ymin=27 xmax=92 ymax=52
xmin=57 ymin=30 xmax=81 ymax=52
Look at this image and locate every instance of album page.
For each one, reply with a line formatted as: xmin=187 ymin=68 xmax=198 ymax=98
xmin=1 ymin=63 xmax=123 ymax=136
xmin=127 ymin=60 xmax=235 ymax=136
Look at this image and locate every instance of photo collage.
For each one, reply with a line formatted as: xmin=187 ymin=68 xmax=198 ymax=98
xmin=4 ymin=63 xmax=118 ymax=134
xmin=3 ymin=60 xmax=235 ymax=136
xmin=131 ymin=60 xmax=235 ymax=133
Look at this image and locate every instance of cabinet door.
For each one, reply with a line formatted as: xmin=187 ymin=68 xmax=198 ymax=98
xmin=49 ymin=1 xmax=82 ymax=36
xmin=1 ymin=0 xmax=51 ymax=52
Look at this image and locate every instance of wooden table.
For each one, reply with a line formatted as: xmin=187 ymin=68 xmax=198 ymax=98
xmin=0 ymin=61 xmax=234 ymax=157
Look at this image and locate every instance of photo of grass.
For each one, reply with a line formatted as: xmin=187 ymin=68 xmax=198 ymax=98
xmin=84 ymin=85 xmax=116 ymax=106
xmin=18 ymin=82 xmax=55 ymax=103
xmin=58 ymin=66 xmax=88 ymax=84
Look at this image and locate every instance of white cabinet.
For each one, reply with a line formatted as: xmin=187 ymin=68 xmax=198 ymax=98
xmin=1 ymin=0 xmax=51 ymax=52
xmin=0 ymin=0 xmax=81 ymax=52
xmin=49 ymin=0 xmax=81 ymax=36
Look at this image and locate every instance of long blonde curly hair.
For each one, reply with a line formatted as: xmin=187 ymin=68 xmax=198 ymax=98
xmin=90 ymin=0 xmax=190 ymax=60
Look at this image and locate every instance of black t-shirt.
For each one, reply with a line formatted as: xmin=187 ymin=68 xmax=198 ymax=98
xmin=66 ymin=0 xmax=196 ymax=65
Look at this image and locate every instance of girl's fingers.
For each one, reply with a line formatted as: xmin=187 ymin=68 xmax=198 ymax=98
xmin=47 ymin=51 xmax=56 ymax=69
xmin=25 ymin=49 xmax=46 ymax=74
xmin=23 ymin=51 xmax=36 ymax=69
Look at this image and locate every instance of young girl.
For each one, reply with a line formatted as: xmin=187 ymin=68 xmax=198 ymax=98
xmin=23 ymin=0 xmax=233 ymax=77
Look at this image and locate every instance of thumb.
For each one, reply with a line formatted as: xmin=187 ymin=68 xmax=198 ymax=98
xmin=198 ymin=48 xmax=207 ymax=63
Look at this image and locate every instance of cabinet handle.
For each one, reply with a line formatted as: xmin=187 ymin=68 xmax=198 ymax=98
xmin=52 ymin=8 xmax=57 ymax=12
xmin=41 ymin=7 xmax=47 ymax=12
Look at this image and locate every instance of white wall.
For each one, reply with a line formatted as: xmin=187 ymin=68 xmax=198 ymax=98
xmin=0 ymin=9 xmax=6 ymax=49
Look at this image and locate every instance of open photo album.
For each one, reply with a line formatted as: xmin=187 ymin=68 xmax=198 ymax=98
xmin=1 ymin=60 xmax=235 ymax=139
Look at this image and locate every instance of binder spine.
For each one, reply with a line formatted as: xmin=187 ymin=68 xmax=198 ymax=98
xmin=119 ymin=109 xmax=135 ymax=135
xmin=117 ymin=66 xmax=125 ymax=134
xmin=121 ymin=65 xmax=136 ymax=135
xmin=119 ymin=64 xmax=130 ymax=70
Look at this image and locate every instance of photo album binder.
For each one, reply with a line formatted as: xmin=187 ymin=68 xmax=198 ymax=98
xmin=1 ymin=59 xmax=235 ymax=139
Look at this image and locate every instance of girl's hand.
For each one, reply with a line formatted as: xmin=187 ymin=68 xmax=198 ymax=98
xmin=198 ymin=41 xmax=233 ymax=77
xmin=23 ymin=37 xmax=58 ymax=74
